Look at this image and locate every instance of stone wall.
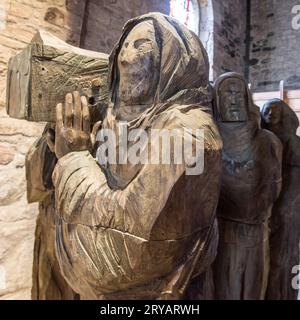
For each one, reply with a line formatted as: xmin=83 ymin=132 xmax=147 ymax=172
xmin=81 ymin=0 xmax=169 ymax=53
xmin=198 ymin=0 xmax=248 ymax=80
xmin=198 ymin=0 xmax=214 ymax=80
xmin=249 ymin=0 xmax=300 ymax=92
xmin=212 ymin=0 xmax=247 ymax=79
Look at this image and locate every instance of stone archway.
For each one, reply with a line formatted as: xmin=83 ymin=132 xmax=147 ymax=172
xmin=170 ymin=1 xmax=247 ymax=83
xmin=169 ymin=0 xmax=214 ymax=79
xmin=170 ymin=0 xmax=200 ymax=35
xmin=198 ymin=0 xmax=214 ymax=81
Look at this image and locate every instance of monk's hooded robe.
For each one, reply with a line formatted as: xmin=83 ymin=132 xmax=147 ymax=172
xmin=26 ymin=124 xmax=77 ymax=300
xmin=212 ymin=73 xmax=282 ymax=300
xmin=28 ymin=12 xmax=223 ymax=300
xmin=262 ymin=99 xmax=300 ymax=300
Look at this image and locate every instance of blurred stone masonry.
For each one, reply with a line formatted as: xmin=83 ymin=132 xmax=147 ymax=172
xmin=212 ymin=0 xmax=247 ymax=79
xmin=249 ymin=0 xmax=300 ymax=92
xmin=81 ymin=0 xmax=169 ymax=53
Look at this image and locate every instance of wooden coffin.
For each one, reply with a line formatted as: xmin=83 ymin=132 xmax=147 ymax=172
xmin=6 ymin=30 xmax=109 ymax=123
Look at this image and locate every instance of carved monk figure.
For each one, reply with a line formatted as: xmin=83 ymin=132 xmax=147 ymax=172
xmin=212 ymin=73 xmax=282 ymax=300
xmin=26 ymin=13 xmax=222 ymax=299
xmin=261 ymin=99 xmax=300 ymax=300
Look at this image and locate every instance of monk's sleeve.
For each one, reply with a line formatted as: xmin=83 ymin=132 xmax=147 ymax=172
xmin=288 ymin=136 xmax=300 ymax=167
xmin=26 ymin=126 xmax=57 ymax=203
xmin=273 ymin=136 xmax=283 ymax=199
xmin=52 ymin=150 xmax=185 ymax=237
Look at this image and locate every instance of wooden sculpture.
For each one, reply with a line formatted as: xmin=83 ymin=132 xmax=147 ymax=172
xmin=212 ymin=73 xmax=282 ymax=300
xmin=261 ymin=99 xmax=300 ymax=300
xmin=24 ymin=12 xmax=223 ymax=299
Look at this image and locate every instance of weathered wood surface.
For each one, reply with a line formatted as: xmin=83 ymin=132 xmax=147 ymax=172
xmin=253 ymin=89 xmax=300 ymax=136
xmin=6 ymin=30 xmax=109 ymax=123
xmin=25 ymin=129 xmax=77 ymax=299
xmin=212 ymin=72 xmax=283 ymax=300
xmin=27 ymin=13 xmax=223 ymax=300
xmin=261 ymin=99 xmax=300 ymax=300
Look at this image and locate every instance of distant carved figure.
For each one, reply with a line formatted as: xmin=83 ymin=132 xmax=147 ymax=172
xmin=27 ymin=13 xmax=223 ymax=300
xmin=212 ymin=73 xmax=282 ymax=300
xmin=261 ymin=99 xmax=300 ymax=300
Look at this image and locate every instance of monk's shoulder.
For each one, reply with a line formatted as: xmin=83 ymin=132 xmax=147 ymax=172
xmin=258 ymin=128 xmax=281 ymax=146
xmin=160 ymin=105 xmax=215 ymax=129
xmin=257 ymin=128 xmax=282 ymax=159
xmin=157 ymin=105 xmax=222 ymax=151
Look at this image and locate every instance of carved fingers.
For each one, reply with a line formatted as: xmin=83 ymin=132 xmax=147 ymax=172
xmin=56 ymin=102 xmax=63 ymax=132
xmin=65 ymin=93 xmax=73 ymax=128
xmin=54 ymin=91 xmax=92 ymax=159
xmin=81 ymin=96 xmax=91 ymax=134
xmin=73 ymin=91 xmax=82 ymax=130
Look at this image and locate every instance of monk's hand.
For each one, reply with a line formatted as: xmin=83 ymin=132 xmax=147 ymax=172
xmin=54 ymin=91 xmax=92 ymax=159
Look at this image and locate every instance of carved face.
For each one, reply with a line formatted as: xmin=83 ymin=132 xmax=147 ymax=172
xmin=262 ymin=103 xmax=282 ymax=125
xmin=117 ymin=21 xmax=160 ymax=105
xmin=218 ymin=78 xmax=248 ymax=122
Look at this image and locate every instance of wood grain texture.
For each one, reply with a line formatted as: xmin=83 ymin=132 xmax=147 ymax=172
xmin=26 ymin=131 xmax=76 ymax=300
xmin=26 ymin=13 xmax=223 ymax=300
xmin=50 ymin=13 xmax=222 ymax=300
xmin=6 ymin=30 xmax=109 ymax=123
xmin=212 ymin=73 xmax=283 ymax=300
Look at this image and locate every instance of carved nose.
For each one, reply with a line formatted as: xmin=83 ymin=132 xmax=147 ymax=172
xmin=120 ymin=49 xmax=135 ymax=66
xmin=119 ymin=50 xmax=129 ymax=65
xmin=120 ymin=48 xmax=139 ymax=66
xmin=119 ymin=54 xmax=128 ymax=66
xmin=120 ymin=58 xmax=129 ymax=66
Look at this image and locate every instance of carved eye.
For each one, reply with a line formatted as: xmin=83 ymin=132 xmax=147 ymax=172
xmin=124 ymin=42 xmax=129 ymax=48
xmin=134 ymin=38 xmax=150 ymax=49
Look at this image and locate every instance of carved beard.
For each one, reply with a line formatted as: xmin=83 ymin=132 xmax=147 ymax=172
xmin=223 ymin=106 xmax=248 ymax=122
